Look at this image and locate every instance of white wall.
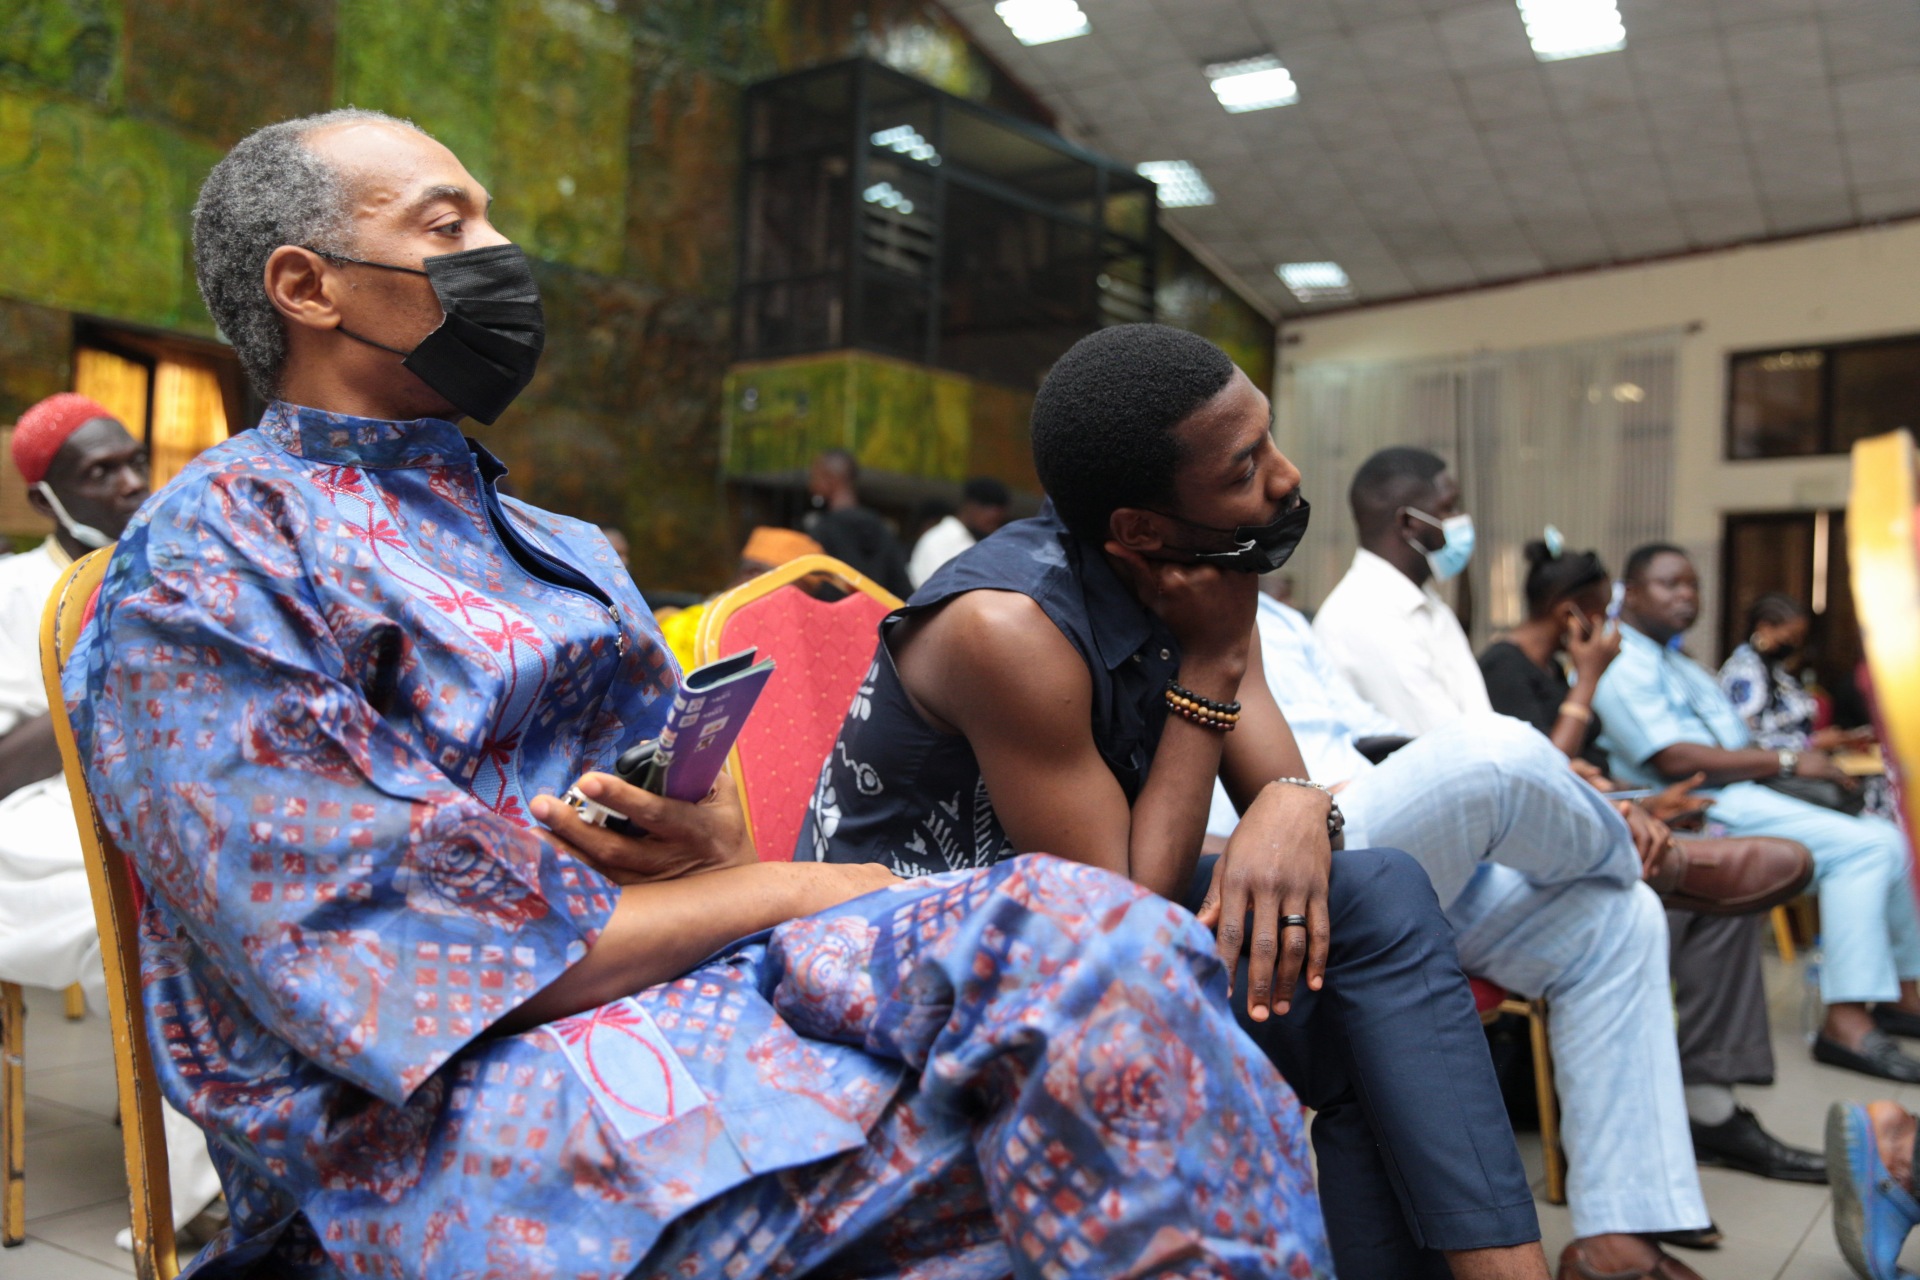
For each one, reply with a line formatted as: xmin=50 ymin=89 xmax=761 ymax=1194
xmin=1275 ymin=220 xmax=1920 ymax=648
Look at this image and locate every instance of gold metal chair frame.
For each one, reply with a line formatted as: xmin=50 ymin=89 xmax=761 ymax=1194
xmin=37 ymin=547 xmax=178 ymax=1279
xmin=1849 ymin=430 xmax=1920 ymax=818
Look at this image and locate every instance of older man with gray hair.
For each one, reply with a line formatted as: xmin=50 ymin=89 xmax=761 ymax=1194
xmin=58 ymin=109 xmax=1335 ymax=1278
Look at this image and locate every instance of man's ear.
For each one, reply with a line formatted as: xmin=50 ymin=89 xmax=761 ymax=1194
xmin=23 ymin=484 xmax=53 ymax=523
xmin=1107 ymin=506 xmax=1169 ymax=553
xmin=264 ymin=246 xmax=343 ymax=333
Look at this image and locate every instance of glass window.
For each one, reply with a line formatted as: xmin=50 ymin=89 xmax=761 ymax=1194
xmin=1832 ymin=338 xmax=1920 ymax=453
xmin=1727 ymin=349 xmax=1824 ymax=458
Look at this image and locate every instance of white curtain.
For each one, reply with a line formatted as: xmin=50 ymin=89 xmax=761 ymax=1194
xmin=1282 ymin=330 xmax=1680 ymax=646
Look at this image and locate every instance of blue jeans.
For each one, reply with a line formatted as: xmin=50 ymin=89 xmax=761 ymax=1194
xmin=1188 ymin=845 xmax=1538 ymax=1278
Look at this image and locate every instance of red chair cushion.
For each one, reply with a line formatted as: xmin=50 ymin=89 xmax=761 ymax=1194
xmin=1469 ymin=976 xmax=1507 ymax=1017
xmin=716 ymin=586 xmax=892 ymax=863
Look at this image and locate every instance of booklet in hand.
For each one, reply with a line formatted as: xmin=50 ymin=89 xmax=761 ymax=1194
xmin=563 ymin=647 xmax=776 ymax=836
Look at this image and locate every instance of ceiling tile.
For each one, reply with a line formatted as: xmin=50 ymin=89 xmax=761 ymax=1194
xmin=1854 ymin=182 xmax=1920 ymax=220
xmin=1722 ymin=20 xmax=1829 ymax=88
xmin=1576 ymin=159 xmax=1675 ymax=215
xmin=1713 ymin=0 xmax=1830 ymax=27
xmin=1820 ymin=2 xmax=1920 ymax=81
xmin=1401 ymin=251 xmax=1483 ymax=290
xmin=1600 ymin=211 xmax=1692 ymax=257
xmin=1479 ymin=120 xmax=1579 ymax=176
xmin=1628 ymin=34 xmax=1732 ymax=101
xmin=1283 ymin=32 xmax=1375 ymax=94
xmin=1460 ymin=65 xmax=1554 ymax=122
xmin=1844 ymin=130 xmax=1920 ymax=185
xmin=1336 ymin=0 xmax=1440 ymax=28
xmin=1562 ymin=107 xmax=1661 ymax=163
xmin=1541 ymin=50 xmax=1641 ymax=116
xmin=1615 ymin=0 xmax=1719 ymax=41
xmin=1736 ymin=90 xmax=1845 ymax=146
xmin=1246 ymin=0 xmax=1347 ymax=46
xmin=1154 ymin=0 xmax=1268 ymax=64
xmin=1435 ymin=3 xmax=1537 ymax=74
xmin=1354 ymin=17 xmax=1455 ymax=76
xmin=1675 ymin=196 xmax=1771 ymax=244
xmin=1466 ymin=243 xmax=1550 ymax=279
xmin=1760 ymin=190 xmax=1858 ymax=233
xmin=1836 ymin=71 xmax=1920 ymax=138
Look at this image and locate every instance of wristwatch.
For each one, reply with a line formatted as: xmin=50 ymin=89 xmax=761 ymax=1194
xmin=1777 ymin=748 xmax=1800 ymax=777
xmin=1270 ymin=777 xmax=1346 ymax=843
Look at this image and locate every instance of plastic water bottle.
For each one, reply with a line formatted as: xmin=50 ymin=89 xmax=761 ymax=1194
xmin=1801 ymin=935 xmax=1824 ymax=1044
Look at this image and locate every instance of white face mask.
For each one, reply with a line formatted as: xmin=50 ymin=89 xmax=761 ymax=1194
xmin=1402 ymin=507 xmax=1475 ymax=582
xmin=34 ymin=482 xmax=111 ymax=549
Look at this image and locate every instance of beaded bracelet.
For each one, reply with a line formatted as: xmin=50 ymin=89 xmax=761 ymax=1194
xmin=1165 ymin=680 xmax=1241 ymax=732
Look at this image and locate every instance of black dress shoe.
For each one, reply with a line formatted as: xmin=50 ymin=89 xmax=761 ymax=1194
xmin=1690 ymin=1106 xmax=1828 ymax=1183
xmin=1647 ymin=1223 xmax=1722 ymax=1250
xmin=1872 ymin=1004 xmax=1920 ymax=1039
xmin=1814 ymin=1030 xmax=1920 ymax=1083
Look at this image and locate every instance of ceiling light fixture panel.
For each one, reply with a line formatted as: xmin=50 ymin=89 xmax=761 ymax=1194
xmin=994 ymin=0 xmax=1090 ymax=46
xmin=1516 ymin=0 xmax=1626 ymax=62
xmin=1136 ymin=160 xmax=1216 ymax=208
xmin=1276 ymin=261 xmax=1355 ymax=303
xmin=1205 ymin=55 xmax=1299 ymax=113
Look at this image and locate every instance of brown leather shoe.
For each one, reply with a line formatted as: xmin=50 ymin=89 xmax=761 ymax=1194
xmin=1557 ymin=1240 xmax=1705 ymax=1279
xmin=1645 ymin=835 xmax=1812 ymax=916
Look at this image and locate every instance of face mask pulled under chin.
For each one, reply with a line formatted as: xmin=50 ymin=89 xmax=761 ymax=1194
xmin=1158 ymin=495 xmax=1312 ymax=574
xmin=34 ymin=483 xmax=111 ymax=548
xmin=1405 ymin=508 xmax=1475 ymax=582
xmin=324 ymin=243 xmax=546 ymax=425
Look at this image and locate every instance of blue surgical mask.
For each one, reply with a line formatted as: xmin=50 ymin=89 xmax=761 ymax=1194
xmin=1404 ymin=507 xmax=1475 ymax=582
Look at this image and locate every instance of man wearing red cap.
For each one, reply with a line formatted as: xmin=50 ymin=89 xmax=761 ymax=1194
xmin=0 ymin=392 xmax=224 ymax=1245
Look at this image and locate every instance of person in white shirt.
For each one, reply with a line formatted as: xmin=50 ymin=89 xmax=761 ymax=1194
xmin=0 ymin=393 xmax=223 ymax=1245
xmin=906 ymin=475 xmax=1010 ymax=588
xmin=1313 ymin=447 xmax=1490 ymax=733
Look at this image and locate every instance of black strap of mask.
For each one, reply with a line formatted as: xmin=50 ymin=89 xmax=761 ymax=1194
xmin=304 ymin=247 xmax=430 ymax=357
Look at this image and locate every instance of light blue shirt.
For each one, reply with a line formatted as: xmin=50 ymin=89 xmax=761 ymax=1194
xmin=1208 ymin=596 xmax=1406 ymax=836
xmin=1591 ymin=624 xmax=1753 ymax=789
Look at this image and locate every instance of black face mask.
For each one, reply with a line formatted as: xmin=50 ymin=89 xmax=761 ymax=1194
xmin=1155 ymin=493 xmax=1312 ymax=574
xmin=314 ymin=243 xmax=545 ymax=425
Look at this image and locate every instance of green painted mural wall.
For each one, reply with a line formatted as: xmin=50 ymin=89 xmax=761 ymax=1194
xmin=0 ymin=0 xmax=1270 ymax=592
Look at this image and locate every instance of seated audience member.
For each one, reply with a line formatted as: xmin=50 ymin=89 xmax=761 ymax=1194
xmin=807 ymin=323 xmax=1737 ymax=1280
xmin=1477 ymin=537 xmax=1824 ymax=1185
xmin=1313 ymin=447 xmax=1492 ymax=732
xmin=597 ymin=523 xmax=630 ymax=570
xmin=1594 ymin=545 xmax=1920 ymax=1082
xmin=804 ymin=448 xmax=912 ymax=597
xmin=1721 ymin=593 xmax=1898 ymax=823
xmin=1828 ymin=1099 xmax=1920 ymax=1280
xmin=909 ymin=475 xmax=1011 ymax=588
xmin=655 ymin=524 xmax=821 ymax=668
xmin=63 ymin=110 xmax=1333 ymax=1278
xmin=0 ymin=394 xmax=226 ymax=1246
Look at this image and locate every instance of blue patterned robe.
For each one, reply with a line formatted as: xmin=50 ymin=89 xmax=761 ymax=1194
xmin=63 ymin=403 xmax=1328 ymax=1279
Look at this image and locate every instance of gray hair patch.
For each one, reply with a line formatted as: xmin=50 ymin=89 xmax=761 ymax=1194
xmin=191 ymin=108 xmax=421 ymax=399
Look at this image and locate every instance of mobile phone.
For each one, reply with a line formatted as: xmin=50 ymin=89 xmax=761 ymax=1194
xmin=563 ymin=739 xmax=658 ymax=837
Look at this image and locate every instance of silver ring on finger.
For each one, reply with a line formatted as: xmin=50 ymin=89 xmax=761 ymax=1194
xmin=1279 ymin=914 xmax=1309 ymax=930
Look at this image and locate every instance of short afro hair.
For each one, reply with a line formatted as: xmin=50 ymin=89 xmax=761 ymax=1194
xmin=1030 ymin=324 xmax=1236 ymax=542
xmin=1624 ymin=542 xmax=1688 ymax=584
xmin=1348 ymin=446 xmax=1447 ymax=537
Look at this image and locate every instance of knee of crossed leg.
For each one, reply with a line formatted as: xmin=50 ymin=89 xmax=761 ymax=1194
xmin=1332 ymin=846 xmax=1451 ymax=951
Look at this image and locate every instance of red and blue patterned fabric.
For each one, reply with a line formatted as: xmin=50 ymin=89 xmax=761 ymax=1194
xmin=62 ymin=402 xmax=1329 ymax=1278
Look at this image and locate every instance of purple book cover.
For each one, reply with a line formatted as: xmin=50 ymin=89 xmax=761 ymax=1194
xmin=643 ymin=648 xmax=776 ymax=803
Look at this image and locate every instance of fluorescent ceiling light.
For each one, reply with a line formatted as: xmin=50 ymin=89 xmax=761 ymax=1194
xmin=863 ymin=181 xmax=915 ymax=216
xmin=1276 ymin=261 xmax=1354 ymax=303
xmin=994 ymin=0 xmax=1089 ymax=46
xmin=871 ymin=124 xmax=941 ymax=166
xmin=1136 ymin=160 xmax=1215 ymax=208
xmin=1204 ymin=55 xmax=1299 ymax=113
xmin=1516 ymin=0 xmax=1626 ymax=61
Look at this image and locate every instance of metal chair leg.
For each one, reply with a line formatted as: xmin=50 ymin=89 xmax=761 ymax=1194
xmin=2 ymin=981 xmax=24 ymax=1246
xmin=1771 ymin=904 xmax=1796 ymax=963
xmin=63 ymin=984 xmax=84 ymax=1022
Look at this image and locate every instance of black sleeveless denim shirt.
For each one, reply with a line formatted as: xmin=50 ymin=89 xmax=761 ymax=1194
xmin=798 ymin=504 xmax=1182 ymax=875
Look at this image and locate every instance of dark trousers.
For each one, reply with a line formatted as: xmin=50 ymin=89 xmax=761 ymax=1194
xmin=1187 ymin=847 xmax=1540 ymax=1280
xmin=1668 ymin=908 xmax=1775 ymax=1086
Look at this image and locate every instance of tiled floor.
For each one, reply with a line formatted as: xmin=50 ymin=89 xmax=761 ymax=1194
xmin=4 ymin=958 xmax=1920 ymax=1278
